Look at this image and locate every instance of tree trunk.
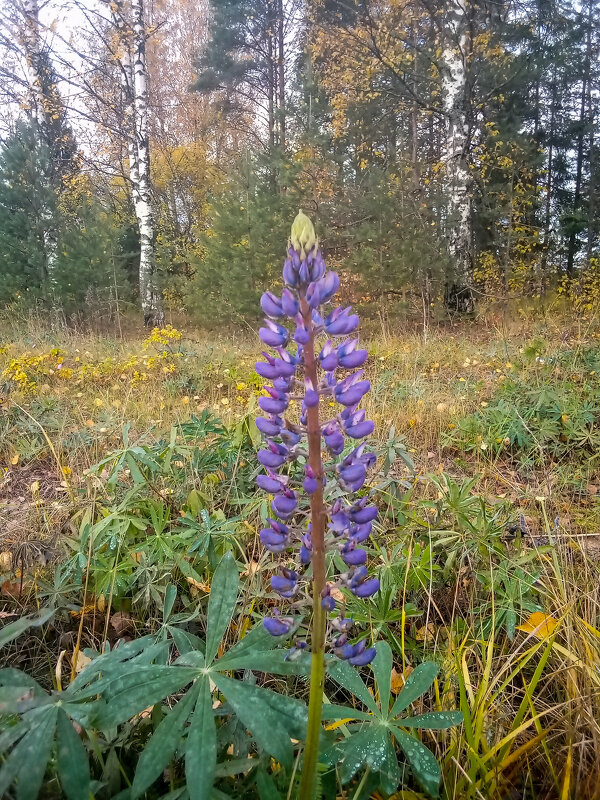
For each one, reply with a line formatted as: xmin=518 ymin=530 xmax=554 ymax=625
xmin=131 ymin=0 xmax=161 ymax=325
xmin=567 ymin=2 xmax=592 ymax=276
xmin=441 ymin=0 xmax=474 ymax=312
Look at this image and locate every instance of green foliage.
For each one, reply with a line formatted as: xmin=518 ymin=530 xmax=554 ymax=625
xmin=444 ymin=358 xmax=600 ymax=468
xmin=322 ymin=642 xmax=462 ymax=797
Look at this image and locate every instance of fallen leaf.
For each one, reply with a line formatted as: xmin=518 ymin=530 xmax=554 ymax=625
xmin=415 ymin=623 xmax=436 ymax=642
xmin=0 ymin=552 xmax=13 ymax=571
xmin=240 ymin=560 xmax=260 ymax=578
xmin=69 ymin=604 xmax=96 ymax=618
xmin=10 ymin=453 xmax=19 ymax=465
xmin=74 ymin=650 xmax=92 ymax=674
xmin=1 ymin=580 xmax=22 ymax=599
xmin=96 ymin=594 xmax=106 ymax=613
xmin=110 ymin=611 xmax=133 ymax=637
xmin=390 ymin=667 xmax=408 ymax=695
xmin=516 ymin=612 xmax=558 ymax=639
xmin=186 ymin=576 xmax=210 ymax=593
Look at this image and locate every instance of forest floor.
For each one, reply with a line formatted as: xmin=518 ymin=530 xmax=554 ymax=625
xmin=1 ymin=310 xmax=600 ymax=798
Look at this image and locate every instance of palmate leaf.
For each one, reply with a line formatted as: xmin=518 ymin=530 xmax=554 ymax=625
xmin=323 ymin=643 xmax=461 ymax=798
xmin=86 ymin=665 xmax=199 ymax=729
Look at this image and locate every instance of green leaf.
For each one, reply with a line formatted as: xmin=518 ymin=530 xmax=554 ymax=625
xmin=0 ymin=608 xmax=54 ymax=649
xmin=163 ymin=584 xmax=178 ymax=622
xmin=185 ymin=677 xmax=216 ymax=800
xmin=89 ymin=666 xmax=198 ymax=728
xmin=0 ymin=722 xmax=29 ymax=757
xmin=391 ymin=726 xmax=441 ymax=798
xmin=15 ymin=705 xmax=58 ymax=800
xmin=205 ymin=552 xmax=238 ymax=666
xmin=371 ymin=641 xmax=393 ymax=715
xmin=213 ymin=675 xmax=307 ymax=768
xmin=327 ymin=657 xmax=379 ymax=715
xmin=218 ymin=649 xmax=309 ymax=675
xmin=391 ymin=661 xmax=438 ymax=718
xmin=400 ymin=710 xmax=463 ymax=730
xmin=256 ymin=768 xmax=280 ymax=800
xmin=218 ymin=619 xmax=293 ymax=664
xmin=323 ymin=726 xmax=391 ymax=786
xmin=56 ymin=709 xmax=90 ymax=800
xmin=169 ymin=627 xmax=205 ymax=656
xmin=132 ymin=685 xmax=199 ymax=799
xmin=377 ymin=733 xmax=402 ymax=796
xmin=320 ymin=704 xmax=373 ymax=723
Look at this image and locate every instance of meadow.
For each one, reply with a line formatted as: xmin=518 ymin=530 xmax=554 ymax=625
xmin=1 ymin=305 xmax=600 ymax=799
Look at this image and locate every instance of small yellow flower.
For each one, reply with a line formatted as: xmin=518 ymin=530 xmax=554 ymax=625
xmin=181 ymin=396 xmax=190 ymax=405
xmin=94 ymin=398 xmax=103 ymax=407
xmin=221 ymin=397 xmax=229 ymax=405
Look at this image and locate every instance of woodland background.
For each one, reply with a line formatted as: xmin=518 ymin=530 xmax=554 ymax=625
xmin=0 ymin=0 xmax=599 ymax=328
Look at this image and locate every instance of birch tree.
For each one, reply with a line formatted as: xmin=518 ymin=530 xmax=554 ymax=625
xmin=108 ymin=0 xmax=162 ymax=325
xmin=440 ymin=0 xmax=474 ymax=312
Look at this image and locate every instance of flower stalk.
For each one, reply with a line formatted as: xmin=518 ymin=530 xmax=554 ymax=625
xmin=298 ymin=293 xmax=327 ymax=799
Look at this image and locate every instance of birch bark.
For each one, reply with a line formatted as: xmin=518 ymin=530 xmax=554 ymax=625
xmin=110 ymin=0 xmax=162 ymax=325
xmin=441 ymin=0 xmax=474 ymax=312
xmin=131 ymin=0 xmax=162 ymax=325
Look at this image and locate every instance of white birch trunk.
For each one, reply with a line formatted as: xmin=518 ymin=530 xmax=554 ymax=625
xmin=131 ymin=0 xmax=161 ymax=325
xmin=110 ymin=0 xmax=161 ymax=325
xmin=441 ymin=0 xmax=474 ymax=312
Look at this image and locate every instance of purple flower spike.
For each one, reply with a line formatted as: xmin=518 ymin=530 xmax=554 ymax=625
xmin=341 ymin=543 xmax=367 ymax=566
xmin=260 ymin=527 xmax=290 ymax=551
xmin=345 ymin=419 xmax=375 ymax=439
xmin=256 ymin=211 xmax=379 ymax=666
xmin=350 ymin=504 xmax=378 ymax=524
xmin=303 ymin=465 xmax=318 ymax=495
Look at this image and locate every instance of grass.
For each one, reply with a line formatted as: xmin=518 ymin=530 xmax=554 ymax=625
xmin=1 ymin=310 xmax=600 ymax=798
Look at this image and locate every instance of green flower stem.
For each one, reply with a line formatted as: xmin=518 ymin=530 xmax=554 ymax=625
xmin=298 ymin=295 xmax=327 ymax=800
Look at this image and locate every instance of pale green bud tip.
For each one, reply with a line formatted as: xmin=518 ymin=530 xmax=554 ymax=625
xmin=290 ymin=210 xmax=317 ymax=255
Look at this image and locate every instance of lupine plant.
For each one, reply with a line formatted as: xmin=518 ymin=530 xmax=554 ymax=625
xmin=256 ymin=211 xmax=381 ymax=797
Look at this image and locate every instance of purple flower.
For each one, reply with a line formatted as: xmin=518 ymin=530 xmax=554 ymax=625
xmin=261 ymin=291 xmax=284 ymax=318
xmin=263 ymin=613 xmax=295 ymax=636
xmin=272 ymin=489 xmax=298 ymax=520
xmin=259 ymin=319 xmax=289 ymax=347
